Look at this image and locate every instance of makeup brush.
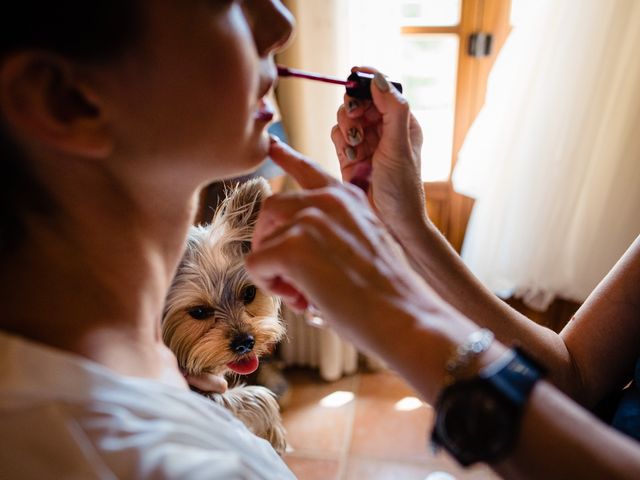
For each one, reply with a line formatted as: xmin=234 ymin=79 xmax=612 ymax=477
xmin=276 ymin=65 xmax=404 ymax=193
xmin=277 ymin=65 xmax=402 ymax=100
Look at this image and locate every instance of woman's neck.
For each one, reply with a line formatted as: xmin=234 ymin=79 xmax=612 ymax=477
xmin=0 ymin=158 xmax=199 ymax=386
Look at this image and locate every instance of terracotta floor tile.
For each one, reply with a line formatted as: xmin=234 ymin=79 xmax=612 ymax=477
xmin=284 ymin=454 xmax=341 ymax=480
xmin=348 ymin=370 xmax=434 ymax=463
xmin=282 ymin=368 xmax=358 ymax=455
xmin=344 ymin=457 xmax=497 ymax=480
xmin=344 ymin=458 xmax=444 ymax=480
xmin=281 ymin=367 xmax=499 ymax=480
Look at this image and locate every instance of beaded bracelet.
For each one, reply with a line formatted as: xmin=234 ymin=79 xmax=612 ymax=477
xmin=444 ymin=329 xmax=495 ymax=385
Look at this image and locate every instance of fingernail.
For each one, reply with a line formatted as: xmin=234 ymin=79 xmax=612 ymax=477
xmin=373 ymin=72 xmax=390 ymax=93
xmin=347 ymin=99 xmax=360 ymax=113
xmin=347 ymin=128 xmax=363 ymax=146
xmin=344 ymin=146 xmax=357 ymax=161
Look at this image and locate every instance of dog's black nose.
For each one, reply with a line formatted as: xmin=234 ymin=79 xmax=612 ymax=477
xmin=230 ymin=334 xmax=255 ymax=355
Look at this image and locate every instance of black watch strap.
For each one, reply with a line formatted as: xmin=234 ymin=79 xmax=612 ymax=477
xmin=431 ymin=347 xmax=545 ymax=466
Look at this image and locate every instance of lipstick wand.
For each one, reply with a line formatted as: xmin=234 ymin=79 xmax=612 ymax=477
xmin=277 ymin=65 xmax=358 ymax=89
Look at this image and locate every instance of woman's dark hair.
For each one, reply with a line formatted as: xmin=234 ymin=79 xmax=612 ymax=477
xmin=0 ymin=1 xmax=141 ymax=254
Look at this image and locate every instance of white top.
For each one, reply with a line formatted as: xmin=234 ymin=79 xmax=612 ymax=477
xmin=0 ymin=330 xmax=295 ymax=479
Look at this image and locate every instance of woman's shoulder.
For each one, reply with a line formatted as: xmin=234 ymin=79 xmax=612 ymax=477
xmin=0 ymin=329 xmax=295 ymax=479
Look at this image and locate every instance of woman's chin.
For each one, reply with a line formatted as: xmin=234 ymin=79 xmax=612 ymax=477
xmin=254 ymin=129 xmax=271 ymax=158
xmin=196 ymin=130 xmax=271 ymax=182
xmin=242 ymin=131 xmax=272 ymax=169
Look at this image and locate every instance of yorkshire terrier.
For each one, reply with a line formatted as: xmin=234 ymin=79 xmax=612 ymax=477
xmin=162 ymin=178 xmax=287 ymax=454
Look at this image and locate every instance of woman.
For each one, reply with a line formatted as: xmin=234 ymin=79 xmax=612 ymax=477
xmin=0 ymin=1 xmax=295 ymax=478
xmin=247 ymin=69 xmax=640 ymax=478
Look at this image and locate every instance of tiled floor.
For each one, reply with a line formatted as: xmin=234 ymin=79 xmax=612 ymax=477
xmin=280 ymin=367 xmax=499 ymax=480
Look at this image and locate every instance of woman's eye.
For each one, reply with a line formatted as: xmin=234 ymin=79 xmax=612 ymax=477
xmin=187 ymin=306 xmax=216 ymax=320
xmin=242 ymin=285 xmax=257 ymax=305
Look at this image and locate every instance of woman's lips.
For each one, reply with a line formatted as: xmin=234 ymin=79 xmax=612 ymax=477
xmin=255 ymin=97 xmax=275 ymax=122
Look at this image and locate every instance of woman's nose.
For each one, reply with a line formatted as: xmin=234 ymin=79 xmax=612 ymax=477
xmin=246 ymin=0 xmax=295 ymax=57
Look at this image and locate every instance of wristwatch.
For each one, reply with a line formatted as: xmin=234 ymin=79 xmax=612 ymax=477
xmin=431 ymin=347 xmax=545 ymax=466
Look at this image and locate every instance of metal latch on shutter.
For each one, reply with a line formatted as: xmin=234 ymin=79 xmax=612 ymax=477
xmin=468 ymin=33 xmax=493 ymax=57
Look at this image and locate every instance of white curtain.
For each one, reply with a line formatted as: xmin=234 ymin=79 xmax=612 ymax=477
xmin=277 ymin=0 xmax=346 ymax=178
xmin=276 ymin=1 xmax=413 ymax=378
xmin=276 ymin=0 xmax=359 ymax=379
xmin=453 ymin=0 xmax=640 ymax=310
xmin=277 ymin=0 xmax=403 ymax=176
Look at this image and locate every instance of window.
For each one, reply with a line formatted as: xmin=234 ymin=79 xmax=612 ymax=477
xmin=345 ymin=0 xmax=512 ymax=249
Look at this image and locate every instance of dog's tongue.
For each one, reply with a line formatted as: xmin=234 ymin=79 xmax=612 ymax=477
xmin=227 ymin=354 xmax=259 ymax=375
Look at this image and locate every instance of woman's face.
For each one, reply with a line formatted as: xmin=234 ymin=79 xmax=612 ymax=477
xmin=99 ymin=0 xmax=294 ymax=187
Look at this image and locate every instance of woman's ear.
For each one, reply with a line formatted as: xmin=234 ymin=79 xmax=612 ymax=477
xmin=0 ymin=52 xmax=113 ymax=159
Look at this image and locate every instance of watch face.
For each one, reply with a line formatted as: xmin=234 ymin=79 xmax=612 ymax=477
xmin=436 ymin=380 xmax=516 ymax=460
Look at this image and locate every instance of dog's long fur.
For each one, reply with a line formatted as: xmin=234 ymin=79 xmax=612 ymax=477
xmin=162 ymin=178 xmax=287 ymax=454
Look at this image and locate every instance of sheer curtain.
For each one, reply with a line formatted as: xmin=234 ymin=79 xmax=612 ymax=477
xmin=277 ymin=0 xmax=402 ymax=176
xmin=276 ymin=1 xmax=410 ymax=378
xmin=276 ymin=0 xmax=357 ymax=379
xmin=453 ymin=0 xmax=640 ymax=310
xmin=277 ymin=0 xmax=347 ymax=178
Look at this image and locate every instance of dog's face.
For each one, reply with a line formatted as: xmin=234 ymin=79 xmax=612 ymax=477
xmin=162 ymin=178 xmax=284 ymax=377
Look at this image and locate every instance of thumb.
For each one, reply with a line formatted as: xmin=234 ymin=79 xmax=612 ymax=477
xmin=369 ymin=72 xmax=412 ymax=154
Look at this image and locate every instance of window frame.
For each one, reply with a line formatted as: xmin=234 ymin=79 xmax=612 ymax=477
xmin=401 ymin=0 xmax=512 ymax=250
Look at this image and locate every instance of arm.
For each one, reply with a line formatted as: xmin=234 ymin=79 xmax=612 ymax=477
xmin=560 ymin=235 xmax=640 ymax=406
xmin=246 ymin=144 xmax=640 ymax=479
xmin=497 ymin=380 xmax=640 ymax=480
xmin=331 ymin=67 xmax=640 ymax=404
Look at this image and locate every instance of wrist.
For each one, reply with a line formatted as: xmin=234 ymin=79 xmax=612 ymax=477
xmin=433 ymin=325 xmax=509 ymax=398
xmin=385 ymin=209 xmax=431 ymax=249
xmin=431 ymin=346 xmax=546 ymax=466
xmin=376 ymin=298 xmax=507 ymax=404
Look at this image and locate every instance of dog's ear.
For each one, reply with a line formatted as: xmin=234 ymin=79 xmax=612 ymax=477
xmin=216 ymin=177 xmax=271 ymax=255
xmin=224 ymin=177 xmax=271 ymax=230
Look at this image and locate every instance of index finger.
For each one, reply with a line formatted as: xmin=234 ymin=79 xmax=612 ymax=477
xmin=269 ymin=136 xmax=340 ymax=190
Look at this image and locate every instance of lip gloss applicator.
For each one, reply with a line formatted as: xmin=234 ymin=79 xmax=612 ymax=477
xmin=276 ymin=65 xmax=403 ymax=193
xmin=277 ymin=65 xmax=402 ymax=100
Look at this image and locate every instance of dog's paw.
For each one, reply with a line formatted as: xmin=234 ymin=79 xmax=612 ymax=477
xmin=211 ymin=385 xmax=287 ymax=455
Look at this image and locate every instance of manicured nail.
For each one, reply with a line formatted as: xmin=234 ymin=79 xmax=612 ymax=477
xmin=344 ymin=146 xmax=357 ymax=161
xmin=347 ymin=128 xmax=363 ymax=146
xmin=347 ymin=99 xmax=360 ymax=113
xmin=373 ymin=72 xmax=390 ymax=93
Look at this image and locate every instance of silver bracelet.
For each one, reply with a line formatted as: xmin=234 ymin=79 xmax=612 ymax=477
xmin=444 ymin=329 xmax=495 ymax=385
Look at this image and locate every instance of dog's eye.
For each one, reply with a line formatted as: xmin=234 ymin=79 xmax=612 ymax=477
xmin=187 ymin=306 xmax=216 ymax=320
xmin=242 ymin=285 xmax=257 ymax=305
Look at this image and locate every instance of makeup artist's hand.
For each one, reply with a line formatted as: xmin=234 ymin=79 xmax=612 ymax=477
xmin=247 ymin=138 xmax=449 ymax=362
xmin=331 ymin=67 xmax=428 ymax=240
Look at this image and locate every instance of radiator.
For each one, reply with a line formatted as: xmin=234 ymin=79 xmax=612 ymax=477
xmin=280 ymin=307 xmax=358 ymax=381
